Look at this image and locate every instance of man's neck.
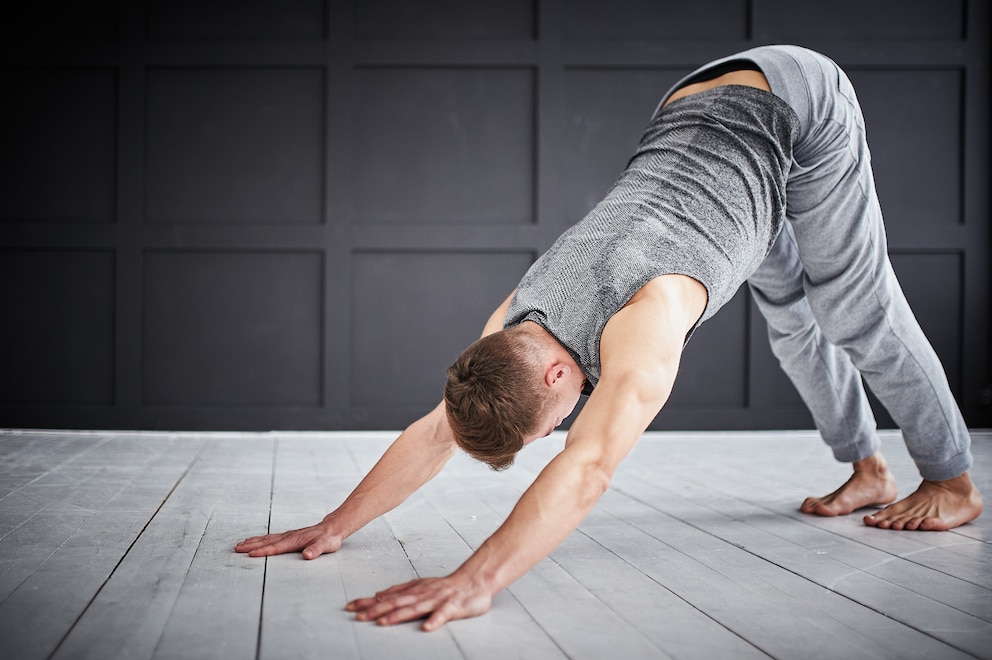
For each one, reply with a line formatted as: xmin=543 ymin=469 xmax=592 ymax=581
xmin=519 ymin=321 xmax=582 ymax=374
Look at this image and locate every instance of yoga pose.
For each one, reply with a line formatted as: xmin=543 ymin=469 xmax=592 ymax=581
xmin=236 ymin=45 xmax=982 ymax=631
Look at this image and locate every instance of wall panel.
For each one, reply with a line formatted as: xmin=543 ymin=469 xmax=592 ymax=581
xmin=355 ymin=0 xmax=535 ymax=40
xmin=848 ymin=69 xmax=963 ymax=232
xmin=0 ymin=1 xmax=119 ymax=41
xmin=756 ymin=0 xmax=965 ymax=40
xmin=668 ymin=290 xmax=749 ymax=409
xmin=354 ymin=67 xmax=536 ymax=225
xmin=0 ymin=251 xmax=115 ymax=405
xmin=142 ymin=251 xmax=322 ymax=407
xmin=889 ymin=252 xmax=963 ymax=396
xmin=146 ymin=0 xmax=326 ymax=41
xmin=145 ymin=68 xmax=324 ymax=225
xmin=0 ymin=69 xmax=117 ymax=223
xmin=565 ymin=0 xmax=749 ymax=40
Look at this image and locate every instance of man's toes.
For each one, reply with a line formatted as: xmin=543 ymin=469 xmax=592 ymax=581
xmin=817 ymin=502 xmax=842 ymax=517
xmin=903 ymin=517 xmax=923 ymax=531
xmin=918 ymin=517 xmax=947 ymax=532
xmin=801 ymin=498 xmax=844 ymax=517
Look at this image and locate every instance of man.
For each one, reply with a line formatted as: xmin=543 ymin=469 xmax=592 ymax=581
xmin=236 ymin=45 xmax=982 ymax=631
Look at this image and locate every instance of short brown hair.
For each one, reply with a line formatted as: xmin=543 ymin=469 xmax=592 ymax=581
xmin=444 ymin=328 xmax=552 ymax=470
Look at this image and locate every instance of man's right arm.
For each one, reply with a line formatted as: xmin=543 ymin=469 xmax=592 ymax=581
xmin=234 ymin=291 xmax=516 ymax=559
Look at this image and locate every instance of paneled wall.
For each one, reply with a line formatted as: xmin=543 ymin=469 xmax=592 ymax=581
xmin=1 ymin=1 xmax=989 ymax=431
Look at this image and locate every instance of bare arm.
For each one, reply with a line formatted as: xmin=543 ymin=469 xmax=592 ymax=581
xmin=236 ymin=403 xmax=457 ymax=558
xmin=235 ymin=292 xmax=516 ymax=559
xmin=348 ymin=275 xmax=705 ymax=629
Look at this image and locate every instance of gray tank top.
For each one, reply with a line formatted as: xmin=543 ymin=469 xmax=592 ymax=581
xmin=504 ymin=85 xmax=798 ymax=388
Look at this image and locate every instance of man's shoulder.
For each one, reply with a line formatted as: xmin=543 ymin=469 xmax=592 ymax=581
xmin=625 ymin=274 xmax=708 ymax=310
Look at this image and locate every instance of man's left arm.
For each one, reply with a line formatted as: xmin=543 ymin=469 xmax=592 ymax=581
xmin=347 ymin=275 xmax=705 ymax=631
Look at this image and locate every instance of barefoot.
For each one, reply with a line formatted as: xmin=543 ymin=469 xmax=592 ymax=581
xmin=800 ymin=451 xmax=899 ymax=517
xmin=864 ymin=472 xmax=983 ymax=531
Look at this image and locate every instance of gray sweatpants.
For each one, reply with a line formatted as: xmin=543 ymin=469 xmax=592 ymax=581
xmin=664 ymin=45 xmax=973 ymax=481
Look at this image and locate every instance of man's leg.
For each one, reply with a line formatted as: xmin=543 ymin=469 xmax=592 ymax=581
xmin=777 ymin=51 xmax=980 ymax=529
xmin=749 ymin=224 xmax=898 ymax=516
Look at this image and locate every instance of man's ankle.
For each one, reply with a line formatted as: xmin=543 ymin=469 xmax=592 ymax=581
xmin=852 ymin=451 xmax=889 ymax=476
xmin=926 ymin=471 xmax=978 ymax=494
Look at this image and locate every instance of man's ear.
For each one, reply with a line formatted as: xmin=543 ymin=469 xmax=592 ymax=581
xmin=546 ymin=363 xmax=570 ymax=387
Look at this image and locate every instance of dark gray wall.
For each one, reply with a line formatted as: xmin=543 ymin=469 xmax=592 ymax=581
xmin=1 ymin=0 xmax=989 ymax=431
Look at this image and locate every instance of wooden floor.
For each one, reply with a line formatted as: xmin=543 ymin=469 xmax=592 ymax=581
xmin=0 ymin=428 xmax=989 ymax=660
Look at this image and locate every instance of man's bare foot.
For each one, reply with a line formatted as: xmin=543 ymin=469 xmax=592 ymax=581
xmin=800 ymin=451 xmax=899 ymax=517
xmin=864 ymin=471 xmax=983 ymax=531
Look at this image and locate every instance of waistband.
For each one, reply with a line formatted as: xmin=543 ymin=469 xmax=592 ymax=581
xmin=654 ymin=45 xmax=837 ymax=139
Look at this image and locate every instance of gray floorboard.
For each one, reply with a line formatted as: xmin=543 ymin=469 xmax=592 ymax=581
xmin=0 ymin=428 xmax=989 ymax=659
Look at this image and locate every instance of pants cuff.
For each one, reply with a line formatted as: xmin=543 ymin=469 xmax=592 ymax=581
xmin=916 ymin=451 xmax=974 ymax=482
xmin=830 ymin=432 xmax=880 ymax=465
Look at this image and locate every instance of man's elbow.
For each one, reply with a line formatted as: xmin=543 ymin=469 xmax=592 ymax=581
xmin=578 ymin=460 xmax=614 ymax=505
xmin=558 ymin=444 xmax=618 ymax=501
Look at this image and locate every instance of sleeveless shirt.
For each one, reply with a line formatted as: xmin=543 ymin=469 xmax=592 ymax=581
xmin=504 ymin=85 xmax=799 ymax=388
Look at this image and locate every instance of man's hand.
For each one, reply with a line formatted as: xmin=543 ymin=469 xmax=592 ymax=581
xmin=235 ymin=523 xmax=343 ymax=559
xmin=345 ymin=575 xmax=493 ymax=632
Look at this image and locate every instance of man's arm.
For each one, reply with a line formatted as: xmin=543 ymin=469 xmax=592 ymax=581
xmin=347 ymin=274 xmax=705 ymax=630
xmin=235 ymin=401 xmax=457 ymax=558
xmin=235 ymin=292 xmax=517 ymax=559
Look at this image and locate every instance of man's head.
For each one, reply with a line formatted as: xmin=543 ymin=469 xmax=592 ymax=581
xmin=444 ymin=324 xmax=584 ymax=470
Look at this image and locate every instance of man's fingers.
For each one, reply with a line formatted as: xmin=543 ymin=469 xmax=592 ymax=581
xmin=247 ymin=543 xmax=281 ymax=558
xmin=237 ymin=534 xmax=269 ymax=546
xmin=247 ymin=534 xmax=308 ymax=557
xmin=351 ymin=593 xmax=422 ymax=622
xmin=303 ymin=534 xmax=344 ymax=559
xmin=234 ymin=535 xmax=274 ymax=552
xmin=378 ymin=598 xmax=441 ymax=627
xmin=237 ymin=525 xmax=342 ymax=558
xmin=302 ymin=535 xmax=341 ymax=559
xmin=347 ymin=577 xmax=491 ymax=631
xmin=376 ymin=579 xmax=424 ymax=597
xmin=345 ymin=597 xmax=378 ymax=612
xmin=236 ymin=531 xmax=299 ymax=555
xmin=422 ymin=604 xmax=454 ymax=632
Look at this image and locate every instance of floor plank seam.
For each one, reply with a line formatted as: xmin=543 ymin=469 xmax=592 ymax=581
xmin=574 ymin=523 xmax=771 ymax=658
xmin=1 ymin=512 xmax=96 ymax=610
xmin=499 ymin=581 xmax=585 ymax=660
xmin=149 ymin=510 xmax=216 ymax=660
xmin=545 ymin=535 xmax=749 ymax=660
xmin=256 ymin=438 xmax=278 ymax=660
xmin=0 ymin=435 xmax=74 ymax=478
xmin=48 ymin=440 xmax=208 ymax=660
xmin=385 ymin=514 xmax=422 ymax=579
xmin=0 ymin=435 xmax=113 ymax=513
